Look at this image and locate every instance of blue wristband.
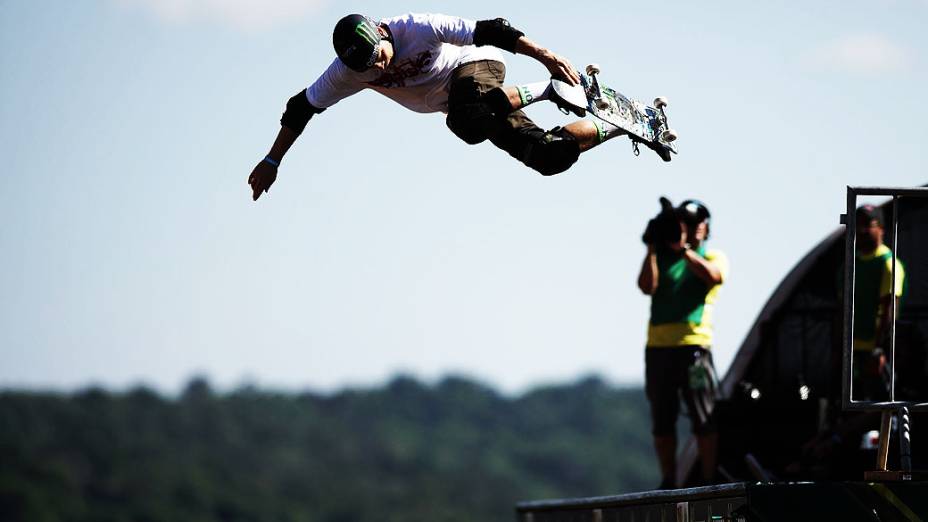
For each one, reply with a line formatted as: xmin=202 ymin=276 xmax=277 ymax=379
xmin=263 ymin=155 xmax=280 ymax=167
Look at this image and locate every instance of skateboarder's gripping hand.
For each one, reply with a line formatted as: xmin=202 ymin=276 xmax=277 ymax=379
xmin=543 ymin=50 xmax=580 ymax=86
xmin=515 ymin=37 xmax=579 ymax=86
xmin=248 ymin=159 xmax=278 ymax=201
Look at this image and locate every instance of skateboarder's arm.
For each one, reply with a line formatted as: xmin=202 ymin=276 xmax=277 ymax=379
xmin=514 ymin=36 xmax=580 ymax=85
xmin=637 ymin=245 xmax=659 ymax=295
xmin=471 ymin=18 xmax=578 ymax=85
xmin=248 ymin=89 xmax=326 ymax=201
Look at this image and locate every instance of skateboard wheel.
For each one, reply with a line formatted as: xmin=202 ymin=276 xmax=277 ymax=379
xmin=661 ymin=129 xmax=678 ymax=142
xmin=595 ymin=98 xmax=610 ymax=110
xmin=585 ymin=63 xmax=601 ymax=76
xmin=654 ymin=96 xmax=669 ymax=109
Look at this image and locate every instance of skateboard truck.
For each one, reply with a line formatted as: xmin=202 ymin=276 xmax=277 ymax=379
xmin=652 ymin=97 xmax=678 ymax=143
xmin=584 ymin=64 xmax=610 ymax=110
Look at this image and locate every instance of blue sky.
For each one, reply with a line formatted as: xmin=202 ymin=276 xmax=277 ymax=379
xmin=1 ymin=0 xmax=926 ymax=395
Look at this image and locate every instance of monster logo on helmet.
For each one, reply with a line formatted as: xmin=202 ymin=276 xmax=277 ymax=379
xmin=333 ymin=14 xmax=383 ymax=72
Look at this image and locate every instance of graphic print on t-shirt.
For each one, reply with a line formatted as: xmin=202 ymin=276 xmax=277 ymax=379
xmin=368 ymin=50 xmax=434 ymax=88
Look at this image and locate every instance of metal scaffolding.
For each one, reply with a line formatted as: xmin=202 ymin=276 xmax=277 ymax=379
xmin=841 ymin=186 xmax=927 ymax=477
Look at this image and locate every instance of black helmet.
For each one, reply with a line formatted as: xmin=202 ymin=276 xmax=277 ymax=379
xmin=677 ymin=199 xmax=711 ymax=237
xmin=333 ymin=14 xmax=382 ymax=72
xmin=856 ymin=204 xmax=883 ymax=226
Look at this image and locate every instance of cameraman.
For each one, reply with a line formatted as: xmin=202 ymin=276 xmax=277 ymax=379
xmin=637 ymin=198 xmax=729 ymax=489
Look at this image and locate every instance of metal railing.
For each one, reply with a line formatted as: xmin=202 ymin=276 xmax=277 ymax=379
xmin=841 ymin=186 xmax=927 ymax=412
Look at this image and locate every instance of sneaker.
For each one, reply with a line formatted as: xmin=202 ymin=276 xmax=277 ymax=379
xmin=548 ymin=79 xmax=587 ymax=117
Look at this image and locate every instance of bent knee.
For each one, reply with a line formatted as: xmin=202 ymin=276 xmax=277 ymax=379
xmin=523 ymin=127 xmax=581 ymax=176
xmin=446 ymin=109 xmax=493 ymax=144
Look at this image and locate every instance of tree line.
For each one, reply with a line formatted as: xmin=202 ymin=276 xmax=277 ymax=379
xmin=0 ymin=375 xmax=656 ymax=522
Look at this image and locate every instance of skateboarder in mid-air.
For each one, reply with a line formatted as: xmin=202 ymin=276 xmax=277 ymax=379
xmin=248 ymin=13 xmax=636 ymax=201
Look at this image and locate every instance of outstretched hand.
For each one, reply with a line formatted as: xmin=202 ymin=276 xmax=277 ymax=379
xmin=248 ymin=160 xmax=277 ymax=201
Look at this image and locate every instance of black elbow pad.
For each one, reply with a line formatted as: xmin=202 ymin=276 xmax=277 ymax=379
xmin=280 ymin=90 xmax=324 ymax=134
xmin=473 ymin=18 xmax=524 ymax=53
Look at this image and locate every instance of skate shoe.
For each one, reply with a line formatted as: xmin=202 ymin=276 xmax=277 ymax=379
xmin=548 ymin=79 xmax=587 ymax=117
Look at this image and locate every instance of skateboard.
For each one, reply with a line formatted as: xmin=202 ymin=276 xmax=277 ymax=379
xmin=550 ymin=64 xmax=678 ymax=161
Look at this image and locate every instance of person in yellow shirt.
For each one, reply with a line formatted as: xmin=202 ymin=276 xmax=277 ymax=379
xmin=638 ymin=198 xmax=729 ymax=489
xmin=851 ymin=204 xmax=905 ymax=401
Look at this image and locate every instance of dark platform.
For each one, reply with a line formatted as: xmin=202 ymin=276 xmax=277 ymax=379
xmin=515 ymin=481 xmax=927 ymax=521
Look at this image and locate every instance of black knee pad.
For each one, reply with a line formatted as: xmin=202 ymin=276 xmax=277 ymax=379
xmin=523 ymin=127 xmax=581 ymax=176
xmin=446 ymin=87 xmax=513 ymax=145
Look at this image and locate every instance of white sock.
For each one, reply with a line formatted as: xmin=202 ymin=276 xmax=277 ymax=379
xmin=515 ymin=81 xmax=552 ymax=106
xmin=592 ymin=120 xmax=625 ymax=143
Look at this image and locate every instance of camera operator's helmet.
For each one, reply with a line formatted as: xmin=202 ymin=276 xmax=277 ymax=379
xmin=333 ymin=14 xmax=383 ymax=72
xmin=677 ymin=199 xmax=711 ymax=236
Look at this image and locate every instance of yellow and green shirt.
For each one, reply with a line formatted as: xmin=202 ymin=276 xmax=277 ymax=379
xmin=647 ymin=246 xmax=729 ymax=348
xmin=853 ymin=244 xmax=905 ymax=351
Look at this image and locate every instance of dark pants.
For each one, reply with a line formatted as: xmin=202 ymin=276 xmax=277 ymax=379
xmin=852 ymin=350 xmax=889 ymax=401
xmin=645 ymin=346 xmax=718 ymax=436
xmin=445 ymin=60 xmax=580 ymax=176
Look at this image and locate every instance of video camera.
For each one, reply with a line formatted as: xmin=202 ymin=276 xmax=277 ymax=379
xmin=641 ymin=196 xmax=683 ymax=245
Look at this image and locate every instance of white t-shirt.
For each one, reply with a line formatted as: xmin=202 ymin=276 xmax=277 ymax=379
xmin=305 ymin=13 xmax=506 ymax=114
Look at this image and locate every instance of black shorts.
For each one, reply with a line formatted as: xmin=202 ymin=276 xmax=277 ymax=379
xmin=445 ymin=59 xmax=540 ymax=147
xmin=645 ymin=346 xmax=718 ymax=436
xmin=445 ymin=60 xmax=580 ymax=177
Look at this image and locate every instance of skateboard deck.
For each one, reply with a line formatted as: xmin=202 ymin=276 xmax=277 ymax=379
xmin=551 ymin=65 xmax=677 ymax=160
